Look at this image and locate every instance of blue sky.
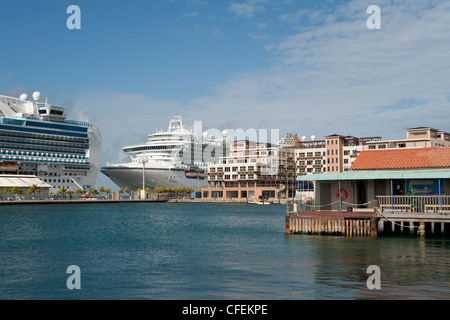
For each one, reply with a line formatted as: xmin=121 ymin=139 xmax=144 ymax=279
xmin=2 ymin=0 xmax=450 ymax=187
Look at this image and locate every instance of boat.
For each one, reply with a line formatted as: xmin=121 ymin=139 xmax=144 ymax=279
xmin=0 ymin=92 xmax=102 ymax=192
xmin=248 ymin=199 xmax=273 ymax=205
xmin=100 ymin=116 xmax=227 ymax=190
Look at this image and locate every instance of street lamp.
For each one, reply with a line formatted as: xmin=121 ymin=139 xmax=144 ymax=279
xmin=140 ymin=155 xmax=148 ymax=192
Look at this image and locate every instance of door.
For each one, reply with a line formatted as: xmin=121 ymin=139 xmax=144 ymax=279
xmin=319 ymin=183 xmax=331 ymax=211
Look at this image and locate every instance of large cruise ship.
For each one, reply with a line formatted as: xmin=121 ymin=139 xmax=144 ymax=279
xmin=100 ymin=116 xmax=228 ymax=190
xmin=0 ymin=92 xmax=102 ymax=193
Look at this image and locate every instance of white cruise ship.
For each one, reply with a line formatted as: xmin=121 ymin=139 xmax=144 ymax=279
xmin=101 ymin=116 xmax=228 ymax=190
xmin=0 ymin=92 xmax=102 ymax=193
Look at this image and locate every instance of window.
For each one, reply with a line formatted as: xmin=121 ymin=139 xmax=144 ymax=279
xmin=240 ymin=166 xmax=246 ymax=171
xmin=307 ymin=160 xmax=313 ymax=165
xmin=225 ymin=167 xmax=230 ymax=172
xmin=344 ymin=150 xmax=350 ymax=155
xmin=240 ymin=174 xmax=246 ymax=179
xmin=368 ymin=145 xmax=376 ymax=149
xmin=344 ymin=159 xmax=348 ymax=164
xmin=315 ymin=160 xmax=321 ymax=165
xmin=224 ymin=175 xmax=230 ymax=180
xmin=409 ymin=131 xmax=427 ymax=136
xmin=247 ymin=166 xmax=254 ymax=171
xmin=299 ymin=153 xmax=305 ymax=157
xmin=232 ymin=167 xmax=238 ymax=172
xmin=307 ymin=152 xmax=313 ymax=157
xmin=315 ymin=168 xmax=321 ymax=173
xmin=315 ymin=152 xmax=321 ymax=157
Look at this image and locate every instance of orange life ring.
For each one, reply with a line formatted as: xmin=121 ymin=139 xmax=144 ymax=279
xmin=336 ymin=189 xmax=347 ymax=201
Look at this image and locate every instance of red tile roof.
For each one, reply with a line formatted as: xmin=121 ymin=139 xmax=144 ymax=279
xmin=350 ymin=147 xmax=450 ymax=170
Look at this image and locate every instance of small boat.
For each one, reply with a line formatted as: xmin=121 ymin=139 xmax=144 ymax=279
xmin=185 ymin=170 xmax=199 ymax=178
xmin=248 ymin=199 xmax=272 ymax=205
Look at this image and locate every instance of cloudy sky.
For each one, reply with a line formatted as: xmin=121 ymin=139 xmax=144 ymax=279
xmin=1 ymin=0 xmax=450 ymax=186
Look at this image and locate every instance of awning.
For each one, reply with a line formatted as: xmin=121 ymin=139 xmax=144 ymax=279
xmin=0 ymin=175 xmax=51 ymax=188
xmin=297 ymin=169 xmax=450 ymax=181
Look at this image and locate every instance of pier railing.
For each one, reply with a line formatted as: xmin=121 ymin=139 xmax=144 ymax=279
xmin=376 ymin=195 xmax=450 ymax=215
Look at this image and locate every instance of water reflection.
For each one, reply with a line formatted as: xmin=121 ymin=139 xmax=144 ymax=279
xmin=286 ymin=235 xmax=450 ymax=299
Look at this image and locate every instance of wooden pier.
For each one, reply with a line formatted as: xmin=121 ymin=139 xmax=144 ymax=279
xmin=285 ymin=200 xmax=450 ymax=237
xmin=286 ymin=210 xmax=378 ymax=237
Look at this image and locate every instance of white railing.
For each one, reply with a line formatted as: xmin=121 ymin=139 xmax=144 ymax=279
xmin=377 ymin=195 xmax=450 ymax=214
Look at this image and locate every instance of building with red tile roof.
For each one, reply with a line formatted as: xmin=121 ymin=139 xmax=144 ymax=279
xmin=350 ymin=147 xmax=450 ymax=170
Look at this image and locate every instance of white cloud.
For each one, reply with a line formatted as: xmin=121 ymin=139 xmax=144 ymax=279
xmin=187 ymin=0 xmax=450 ymax=140
xmin=228 ymin=0 xmax=267 ymax=18
xmin=68 ymin=91 xmax=182 ymax=164
xmin=69 ymin=0 xmax=450 ymax=171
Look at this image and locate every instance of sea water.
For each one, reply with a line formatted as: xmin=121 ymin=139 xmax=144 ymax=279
xmin=1 ymin=202 xmax=450 ymax=300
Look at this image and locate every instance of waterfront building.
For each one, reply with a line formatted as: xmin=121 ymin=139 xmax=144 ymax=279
xmin=297 ymin=146 xmax=450 ymax=214
xmin=0 ymin=174 xmax=51 ymax=199
xmin=202 ymin=140 xmax=296 ymax=200
xmin=287 ymin=127 xmax=450 ymax=199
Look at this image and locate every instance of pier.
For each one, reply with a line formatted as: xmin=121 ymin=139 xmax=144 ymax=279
xmin=285 ymin=199 xmax=450 ymax=237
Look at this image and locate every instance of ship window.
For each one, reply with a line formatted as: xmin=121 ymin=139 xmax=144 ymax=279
xmin=50 ymin=110 xmax=64 ymax=115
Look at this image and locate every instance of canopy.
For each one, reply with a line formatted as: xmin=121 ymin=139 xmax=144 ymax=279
xmin=0 ymin=175 xmax=51 ymax=188
xmin=297 ymin=169 xmax=450 ymax=181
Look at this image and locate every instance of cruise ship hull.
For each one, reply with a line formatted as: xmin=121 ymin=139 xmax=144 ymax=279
xmin=101 ymin=164 xmax=208 ymax=190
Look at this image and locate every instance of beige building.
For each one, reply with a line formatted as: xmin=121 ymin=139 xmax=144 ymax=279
xmin=202 ymin=140 xmax=296 ymax=200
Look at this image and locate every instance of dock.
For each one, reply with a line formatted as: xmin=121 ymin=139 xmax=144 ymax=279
xmin=286 ymin=210 xmax=378 ymax=237
xmin=285 ymin=200 xmax=450 ymax=237
xmin=0 ymin=198 xmax=168 ymax=205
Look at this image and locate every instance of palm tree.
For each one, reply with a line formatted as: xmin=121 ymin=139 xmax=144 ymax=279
xmin=12 ymin=186 xmax=20 ymax=200
xmin=124 ymin=186 xmax=130 ymax=199
xmin=2 ymin=187 xmax=12 ymax=200
xmin=90 ymin=188 xmax=99 ymax=199
xmin=118 ymin=189 xmax=124 ymax=199
xmin=27 ymin=184 xmax=41 ymax=200
xmin=98 ymin=186 xmax=105 ymax=199
xmin=105 ymin=188 xmax=111 ymax=199
xmin=57 ymin=187 xmax=68 ymax=199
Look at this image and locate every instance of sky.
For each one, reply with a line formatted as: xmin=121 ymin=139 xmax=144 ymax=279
xmin=1 ymin=0 xmax=450 ymax=188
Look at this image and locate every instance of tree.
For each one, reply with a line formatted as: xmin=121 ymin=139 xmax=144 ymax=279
xmin=12 ymin=186 xmax=20 ymax=200
xmin=27 ymin=184 xmax=41 ymax=199
xmin=57 ymin=187 xmax=68 ymax=199
xmin=2 ymin=187 xmax=12 ymax=200
xmin=124 ymin=187 xmax=130 ymax=199
xmin=90 ymin=188 xmax=99 ymax=198
xmin=98 ymin=186 xmax=105 ymax=198
xmin=105 ymin=188 xmax=111 ymax=199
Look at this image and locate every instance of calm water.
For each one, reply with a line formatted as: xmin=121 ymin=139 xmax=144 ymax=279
xmin=1 ymin=202 xmax=450 ymax=300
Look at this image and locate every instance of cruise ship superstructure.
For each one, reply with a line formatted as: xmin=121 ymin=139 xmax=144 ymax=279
xmin=0 ymin=92 xmax=102 ymax=192
xmin=100 ymin=116 xmax=228 ymax=190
